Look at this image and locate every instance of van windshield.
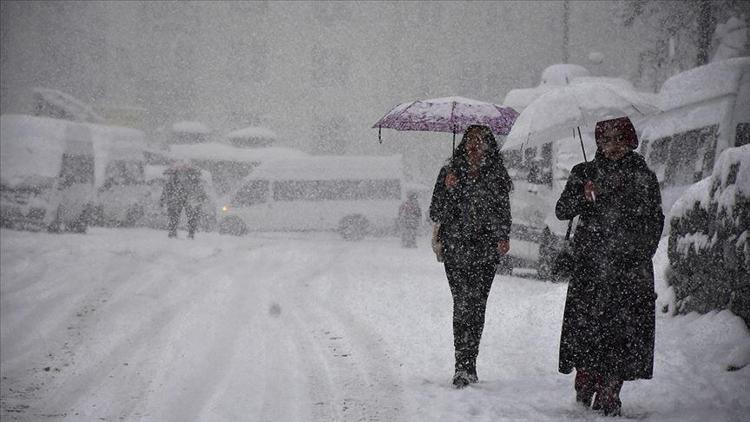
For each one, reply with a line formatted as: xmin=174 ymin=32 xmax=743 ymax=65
xmin=272 ymin=179 xmax=401 ymax=201
xmin=59 ymin=154 xmax=94 ymax=187
xmin=232 ymin=180 xmax=269 ymax=206
xmin=105 ymin=160 xmax=145 ymax=186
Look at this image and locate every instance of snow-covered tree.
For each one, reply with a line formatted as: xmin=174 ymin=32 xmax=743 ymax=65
xmin=617 ymin=0 xmax=750 ymax=90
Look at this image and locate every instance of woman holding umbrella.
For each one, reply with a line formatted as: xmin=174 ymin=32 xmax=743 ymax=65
xmin=429 ymin=125 xmax=513 ymax=388
xmin=556 ymin=117 xmax=664 ymax=416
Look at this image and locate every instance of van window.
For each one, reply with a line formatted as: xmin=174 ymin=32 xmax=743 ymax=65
xmin=272 ymin=179 xmax=401 ymax=201
xmin=663 ymin=125 xmax=718 ymax=186
xmin=59 ymin=154 xmax=94 ymax=188
xmin=232 ymin=180 xmax=269 ymax=206
xmin=736 ymin=123 xmax=750 ymax=147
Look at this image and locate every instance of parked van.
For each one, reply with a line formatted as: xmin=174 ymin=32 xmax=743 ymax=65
xmin=219 ymin=155 xmax=405 ymax=240
xmin=639 ymin=57 xmax=750 ymax=213
xmin=0 ymin=114 xmax=95 ymax=232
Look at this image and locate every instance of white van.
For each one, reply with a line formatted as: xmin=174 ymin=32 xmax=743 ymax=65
xmin=218 ymin=155 xmax=405 ymax=240
xmin=0 ymin=114 xmax=95 ymax=232
xmin=639 ymin=57 xmax=750 ymax=212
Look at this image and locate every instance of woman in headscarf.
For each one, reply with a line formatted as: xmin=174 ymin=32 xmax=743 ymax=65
xmin=556 ymin=117 xmax=664 ymax=416
xmin=429 ymin=125 xmax=513 ymax=388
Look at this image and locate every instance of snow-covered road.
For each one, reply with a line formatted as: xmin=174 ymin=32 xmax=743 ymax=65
xmin=1 ymin=228 xmax=748 ymax=421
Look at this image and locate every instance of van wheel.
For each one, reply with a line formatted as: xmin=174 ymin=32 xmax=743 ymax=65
xmin=339 ymin=214 xmax=369 ymax=241
xmin=218 ymin=216 xmax=247 ymax=236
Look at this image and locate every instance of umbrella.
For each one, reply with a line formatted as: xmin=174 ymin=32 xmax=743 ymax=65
xmin=501 ymin=82 xmax=660 ymax=161
xmin=373 ymin=96 xmax=519 ymax=152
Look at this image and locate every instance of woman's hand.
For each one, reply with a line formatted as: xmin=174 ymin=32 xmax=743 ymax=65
xmin=584 ymin=180 xmax=598 ymax=202
xmin=497 ymin=239 xmax=510 ymax=256
xmin=445 ymin=171 xmax=458 ymax=189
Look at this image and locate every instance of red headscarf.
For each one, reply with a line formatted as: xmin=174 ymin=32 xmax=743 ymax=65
xmin=595 ymin=116 xmax=638 ymax=149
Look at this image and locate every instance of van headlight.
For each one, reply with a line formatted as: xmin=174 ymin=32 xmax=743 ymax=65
xmin=222 ymin=205 xmax=229 ymax=212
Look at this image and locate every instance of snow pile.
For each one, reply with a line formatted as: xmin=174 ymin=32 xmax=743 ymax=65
xmin=226 ymin=127 xmax=277 ymax=141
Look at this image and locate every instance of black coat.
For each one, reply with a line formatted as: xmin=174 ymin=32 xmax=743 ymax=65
xmin=430 ymin=162 xmax=512 ymax=267
xmin=556 ymin=151 xmax=664 ymax=380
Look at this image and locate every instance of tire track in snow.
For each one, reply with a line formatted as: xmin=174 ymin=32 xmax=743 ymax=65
xmin=258 ymin=242 xmax=405 ymax=421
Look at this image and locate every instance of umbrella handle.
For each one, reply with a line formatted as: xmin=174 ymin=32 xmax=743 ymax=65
xmin=378 ymin=125 xmax=382 ymax=144
xmin=452 ymin=126 xmax=456 ymax=160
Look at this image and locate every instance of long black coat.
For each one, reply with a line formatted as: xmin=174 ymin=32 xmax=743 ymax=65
xmin=556 ymin=151 xmax=664 ymax=380
xmin=430 ymin=162 xmax=512 ymax=267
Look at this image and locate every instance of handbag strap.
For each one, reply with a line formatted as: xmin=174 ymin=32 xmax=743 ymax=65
xmin=564 ymin=219 xmax=574 ymax=241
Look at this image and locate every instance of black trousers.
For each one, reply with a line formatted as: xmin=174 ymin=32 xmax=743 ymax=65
xmin=445 ymin=262 xmax=496 ymax=371
xmin=167 ymin=203 xmax=200 ymax=236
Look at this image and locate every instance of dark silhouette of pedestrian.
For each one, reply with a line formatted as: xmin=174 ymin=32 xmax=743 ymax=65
xmin=160 ymin=164 xmax=207 ymax=239
xmin=429 ymin=125 xmax=513 ymax=388
xmin=398 ymin=192 xmax=422 ymax=248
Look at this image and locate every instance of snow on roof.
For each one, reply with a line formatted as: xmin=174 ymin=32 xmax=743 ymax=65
xmin=32 ymin=87 xmax=105 ymax=124
xmin=246 ymin=155 xmax=404 ymax=181
xmin=172 ymin=121 xmax=211 ymax=134
xmin=226 ymin=126 xmax=277 ymax=140
xmin=540 ymin=64 xmax=591 ymax=86
xmin=169 ymin=142 xmax=308 ymax=163
xmin=660 ymin=57 xmax=750 ymax=110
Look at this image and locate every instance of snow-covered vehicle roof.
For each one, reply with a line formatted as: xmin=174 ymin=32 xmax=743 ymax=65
xmin=244 ymin=155 xmax=404 ymax=182
xmin=539 ymin=64 xmax=591 ymax=86
xmin=226 ymin=126 xmax=277 ymax=140
xmin=660 ymin=57 xmax=749 ymax=110
xmin=32 ymin=87 xmax=105 ymax=124
xmin=168 ymin=142 xmax=308 ymax=163
xmin=172 ymin=121 xmax=211 ymax=134
xmin=640 ymin=57 xmax=749 ymax=145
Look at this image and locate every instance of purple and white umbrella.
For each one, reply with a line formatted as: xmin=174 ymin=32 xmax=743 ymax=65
xmin=373 ymin=96 xmax=519 ymax=150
